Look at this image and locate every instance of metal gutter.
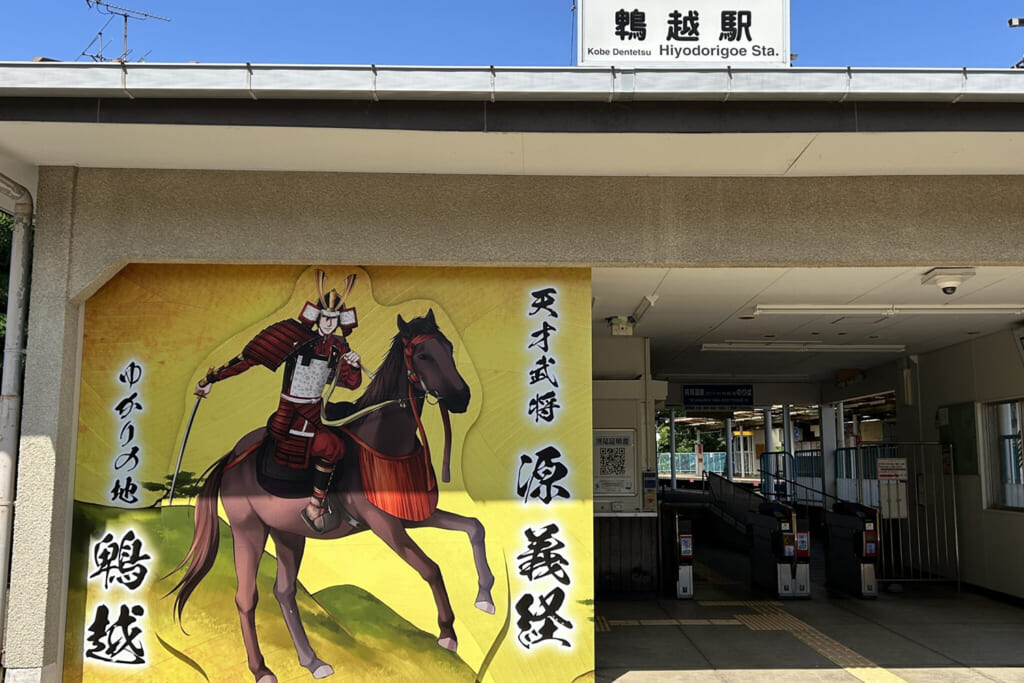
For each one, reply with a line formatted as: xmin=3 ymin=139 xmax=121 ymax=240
xmin=0 ymin=173 xmax=31 ymax=659
xmin=0 ymin=62 xmax=1022 ymax=103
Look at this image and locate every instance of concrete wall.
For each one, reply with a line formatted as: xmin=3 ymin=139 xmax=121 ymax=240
xmin=593 ymin=337 xmax=666 ymax=513
xmin=7 ymin=167 xmax=1024 ymax=677
xmin=908 ymin=329 xmax=1024 ymax=597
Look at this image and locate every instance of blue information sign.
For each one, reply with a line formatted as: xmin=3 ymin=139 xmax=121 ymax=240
xmin=682 ymin=384 xmax=754 ymax=410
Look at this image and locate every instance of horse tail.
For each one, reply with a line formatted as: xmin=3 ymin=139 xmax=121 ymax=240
xmin=166 ymin=453 xmax=228 ymax=628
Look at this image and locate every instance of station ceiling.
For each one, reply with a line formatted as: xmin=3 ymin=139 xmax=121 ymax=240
xmin=593 ymin=266 xmax=1024 ymax=383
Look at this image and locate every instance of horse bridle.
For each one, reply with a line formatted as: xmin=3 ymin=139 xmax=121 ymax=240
xmin=402 ymin=333 xmax=454 ymax=484
xmin=320 ymin=332 xmax=455 ymax=483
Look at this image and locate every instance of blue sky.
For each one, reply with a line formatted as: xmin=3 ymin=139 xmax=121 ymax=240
xmin=3 ymin=1 xmax=1023 ymax=68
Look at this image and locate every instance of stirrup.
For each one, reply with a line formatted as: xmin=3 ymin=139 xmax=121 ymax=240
xmin=300 ymin=499 xmax=331 ymax=534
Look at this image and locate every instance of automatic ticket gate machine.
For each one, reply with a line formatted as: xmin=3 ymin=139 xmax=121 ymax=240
xmin=824 ymin=501 xmax=879 ymax=598
xmin=747 ymin=502 xmax=810 ymax=598
xmin=676 ymin=517 xmax=694 ymax=599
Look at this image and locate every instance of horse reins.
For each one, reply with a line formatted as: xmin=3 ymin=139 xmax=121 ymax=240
xmin=228 ymin=332 xmax=456 ymax=481
xmin=403 ymin=333 xmax=453 ymax=484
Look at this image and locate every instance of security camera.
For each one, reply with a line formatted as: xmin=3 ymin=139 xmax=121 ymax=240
xmin=1011 ymin=17 xmax=1024 ymax=27
xmin=921 ymin=267 xmax=975 ymax=297
xmin=936 ymin=276 xmax=960 ymax=296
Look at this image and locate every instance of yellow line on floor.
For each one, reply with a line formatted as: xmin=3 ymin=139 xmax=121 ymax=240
xmin=603 ymin=618 xmax=742 ymax=628
xmin=598 ymin=600 xmax=906 ymax=682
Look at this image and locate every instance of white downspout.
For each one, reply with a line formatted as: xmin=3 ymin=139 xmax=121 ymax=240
xmin=0 ymin=173 xmax=33 ymax=653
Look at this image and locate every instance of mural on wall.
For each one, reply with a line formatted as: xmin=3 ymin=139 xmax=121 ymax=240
xmin=65 ymin=264 xmax=594 ymax=683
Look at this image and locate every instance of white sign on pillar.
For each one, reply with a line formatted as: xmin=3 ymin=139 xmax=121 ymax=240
xmin=578 ymin=0 xmax=790 ymax=67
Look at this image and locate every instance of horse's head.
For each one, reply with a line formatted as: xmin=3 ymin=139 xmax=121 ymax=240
xmin=398 ymin=309 xmax=471 ymax=414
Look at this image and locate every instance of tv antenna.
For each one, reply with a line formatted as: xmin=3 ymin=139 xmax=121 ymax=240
xmin=80 ymin=0 xmax=170 ymax=63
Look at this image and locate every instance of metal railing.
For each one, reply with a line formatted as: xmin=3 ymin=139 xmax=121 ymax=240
xmin=706 ymin=471 xmax=763 ymax=534
xmin=658 ymin=451 xmax=728 ymax=478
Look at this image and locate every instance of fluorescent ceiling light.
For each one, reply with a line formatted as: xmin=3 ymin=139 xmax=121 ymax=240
xmin=702 ymin=342 xmax=906 ymax=353
xmin=661 ymin=372 xmax=810 ymax=381
xmin=753 ymin=304 xmax=1024 ymax=316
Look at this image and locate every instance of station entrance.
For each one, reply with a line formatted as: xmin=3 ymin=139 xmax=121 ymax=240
xmin=591 ymin=265 xmax=1024 ymax=681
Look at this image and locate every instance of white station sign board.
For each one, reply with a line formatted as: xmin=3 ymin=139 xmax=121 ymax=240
xmin=877 ymin=458 xmax=909 ymax=481
xmin=578 ymin=0 xmax=790 ymax=67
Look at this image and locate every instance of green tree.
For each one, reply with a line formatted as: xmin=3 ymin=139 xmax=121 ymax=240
xmin=142 ymin=471 xmax=205 ymax=504
xmin=657 ymin=410 xmax=728 ymax=453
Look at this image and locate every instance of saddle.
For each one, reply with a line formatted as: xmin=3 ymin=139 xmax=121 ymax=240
xmin=254 ymin=400 xmax=355 ymax=498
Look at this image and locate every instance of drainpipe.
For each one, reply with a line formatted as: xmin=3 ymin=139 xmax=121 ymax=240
xmin=0 ymin=173 xmax=33 ymax=651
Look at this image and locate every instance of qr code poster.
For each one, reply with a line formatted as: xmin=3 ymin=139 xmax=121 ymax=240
xmin=593 ymin=429 xmax=636 ymax=495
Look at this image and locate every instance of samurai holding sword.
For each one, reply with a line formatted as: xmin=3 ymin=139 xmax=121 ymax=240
xmin=194 ymin=270 xmax=362 ymax=532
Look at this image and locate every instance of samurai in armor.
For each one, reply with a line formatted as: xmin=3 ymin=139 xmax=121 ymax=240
xmin=195 ymin=270 xmax=362 ymax=532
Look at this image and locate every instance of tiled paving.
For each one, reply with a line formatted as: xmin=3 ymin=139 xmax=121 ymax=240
xmin=596 ymin=545 xmax=1024 ymax=683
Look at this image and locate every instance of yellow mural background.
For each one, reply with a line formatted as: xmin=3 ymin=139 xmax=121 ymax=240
xmin=70 ymin=264 xmax=594 ymax=682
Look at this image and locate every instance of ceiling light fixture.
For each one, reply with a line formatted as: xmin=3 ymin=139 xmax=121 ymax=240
xmin=753 ymin=304 xmax=1024 ymax=317
xmin=702 ymin=341 xmax=906 ymax=353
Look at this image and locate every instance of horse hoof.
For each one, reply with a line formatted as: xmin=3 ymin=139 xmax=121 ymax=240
xmin=438 ymin=637 xmax=458 ymax=652
xmin=256 ymin=674 xmax=278 ymax=683
xmin=311 ymin=663 xmax=334 ymax=679
xmin=475 ymin=599 xmax=496 ymax=615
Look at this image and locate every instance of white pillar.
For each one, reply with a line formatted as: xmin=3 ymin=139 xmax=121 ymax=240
xmin=783 ymin=404 xmax=793 ymax=480
xmin=763 ymin=407 xmax=774 ymax=499
xmin=819 ymin=404 xmax=838 ymax=500
xmin=669 ymin=409 xmax=677 ymax=490
xmin=725 ymin=417 xmax=735 ymax=481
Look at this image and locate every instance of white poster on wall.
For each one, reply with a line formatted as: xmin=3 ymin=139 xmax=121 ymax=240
xmin=578 ymin=0 xmax=790 ymax=67
xmin=594 ymin=429 xmax=636 ymax=495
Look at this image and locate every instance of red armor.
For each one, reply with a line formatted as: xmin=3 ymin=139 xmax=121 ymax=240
xmin=203 ymin=318 xmax=361 ymax=469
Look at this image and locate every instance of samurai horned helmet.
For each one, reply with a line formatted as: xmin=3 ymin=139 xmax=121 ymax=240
xmin=315 ymin=269 xmax=356 ymax=318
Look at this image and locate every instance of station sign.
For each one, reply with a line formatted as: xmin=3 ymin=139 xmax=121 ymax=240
xmin=578 ymin=0 xmax=790 ymax=67
xmin=682 ymin=384 xmax=754 ymax=410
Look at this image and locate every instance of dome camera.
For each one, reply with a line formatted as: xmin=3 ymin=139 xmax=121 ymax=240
xmin=935 ymin=276 xmax=961 ymax=296
xmin=921 ymin=267 xmax=975 ymax=297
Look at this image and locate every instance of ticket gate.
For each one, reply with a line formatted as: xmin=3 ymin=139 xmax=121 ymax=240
xmin=747 ymin=502 xmax=810 ymax=598
xmin=824 ymin=501 xmax=879 ymax=598
xmin=676 ymin=517 xmax=694 ymax=599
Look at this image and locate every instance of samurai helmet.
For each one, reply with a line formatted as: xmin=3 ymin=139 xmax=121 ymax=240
xmin=315 ymin=269 xmax=356 ymax=318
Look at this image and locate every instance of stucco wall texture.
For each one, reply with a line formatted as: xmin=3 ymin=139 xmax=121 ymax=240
xmin=5 ymin=166 xmax=1024 ymax=677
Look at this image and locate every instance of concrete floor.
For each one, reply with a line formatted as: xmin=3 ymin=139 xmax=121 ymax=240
xmin=595 ymin=545 xmax=1024 ymax=683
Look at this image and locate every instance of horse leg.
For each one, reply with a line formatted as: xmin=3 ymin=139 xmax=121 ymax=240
xmin=227 ymin=503 xmax=276 ymax=683
xmin=268 ymin=529 xmax=334 ymax=679
xmin=408 ymin=510 xmax=495 ymax=614
xmin=360 ymin=504 xmax=458 ymax=651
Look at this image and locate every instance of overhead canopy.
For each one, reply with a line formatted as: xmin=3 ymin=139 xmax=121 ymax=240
xmin=1 ymin=63 xmax=1024 ymax=195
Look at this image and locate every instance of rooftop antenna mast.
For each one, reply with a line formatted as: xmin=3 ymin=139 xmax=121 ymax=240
xmin=1010 ymin=16 xmax=1024 ymax=68
xmin=82 ymin=0 xmax=170 ymax=63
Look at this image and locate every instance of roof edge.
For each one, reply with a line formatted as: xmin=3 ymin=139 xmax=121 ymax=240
xmin=0 ymin=62 xmax=1022 ymax=103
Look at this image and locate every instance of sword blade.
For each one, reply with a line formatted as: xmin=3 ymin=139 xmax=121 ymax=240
xmin=168 ymin=395 xmax=203 ymax=504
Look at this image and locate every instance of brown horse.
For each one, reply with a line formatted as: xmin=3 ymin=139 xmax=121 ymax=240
xmin=170 ymin=311 xmax=495 ymax=683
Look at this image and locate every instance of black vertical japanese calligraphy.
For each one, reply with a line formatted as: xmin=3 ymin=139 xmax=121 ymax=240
xmin=527 ymin=288 xmax=561 ymax=424
xmin=111 ymin=361 xmax=144 ymax=505
xmin=85 ymin=529 xmax=152 ymax=666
